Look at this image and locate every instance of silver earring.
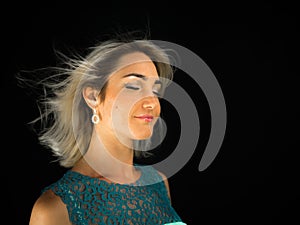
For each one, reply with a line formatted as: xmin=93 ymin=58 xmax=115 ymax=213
xmin=91 ymin=108 xmax=100 ymax=124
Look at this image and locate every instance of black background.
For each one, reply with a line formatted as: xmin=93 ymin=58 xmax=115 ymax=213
xmin=1 ymin=4 xmax=299 ymax=225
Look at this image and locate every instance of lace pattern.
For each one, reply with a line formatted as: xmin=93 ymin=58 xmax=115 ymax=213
xmin=43 ymin=165 xmax=183 ymax=225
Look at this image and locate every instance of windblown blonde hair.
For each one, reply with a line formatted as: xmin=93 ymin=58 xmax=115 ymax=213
xmin=26 ymin=36 xmax=174 ymax=168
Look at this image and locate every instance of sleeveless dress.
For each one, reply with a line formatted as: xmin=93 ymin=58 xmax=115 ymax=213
xmin=43 ymin=165 xmax=187 ymax=225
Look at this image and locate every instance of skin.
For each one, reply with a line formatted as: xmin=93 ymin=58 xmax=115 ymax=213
xmin=29 ymin=52 xmax=171 ymax=225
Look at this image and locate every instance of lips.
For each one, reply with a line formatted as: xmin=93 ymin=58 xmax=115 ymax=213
xmin=134 ymin=114 xmax=154 ymax=122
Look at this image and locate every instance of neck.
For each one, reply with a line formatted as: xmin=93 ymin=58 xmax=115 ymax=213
xmin=96 ymin=126 xmax=134 ymax=164
xmin=75 ymin=128 xmax=139 ymax=183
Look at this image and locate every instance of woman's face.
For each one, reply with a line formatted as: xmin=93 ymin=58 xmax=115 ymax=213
xmin=97 ymin=52 xmax=162 ymax=143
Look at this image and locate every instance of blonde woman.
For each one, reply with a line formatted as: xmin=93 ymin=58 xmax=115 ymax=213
xmin=27 ymin=34 xmax=186 ymax=225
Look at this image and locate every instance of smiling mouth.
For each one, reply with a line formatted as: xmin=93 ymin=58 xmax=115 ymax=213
xmin=134 ymin=115 xmax=154 ymax=122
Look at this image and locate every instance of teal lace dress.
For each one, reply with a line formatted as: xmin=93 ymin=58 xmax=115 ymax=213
xmin=43 ymin=165 xmax=186 ymax=225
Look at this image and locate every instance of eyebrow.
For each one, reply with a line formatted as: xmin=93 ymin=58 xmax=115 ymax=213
xmin=122 ymin=73 xmax=162 ymax=85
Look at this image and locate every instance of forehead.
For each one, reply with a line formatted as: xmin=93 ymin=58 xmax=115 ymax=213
xmin=109 ymin=52 xmax=159 ymax=80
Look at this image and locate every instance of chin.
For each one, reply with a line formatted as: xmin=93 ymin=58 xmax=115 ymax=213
xmin=131 ymin=130 xmax=153 ymax=140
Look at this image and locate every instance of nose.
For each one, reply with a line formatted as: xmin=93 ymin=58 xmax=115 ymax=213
xmin=142 ymin=96 xmax=158 ymax=110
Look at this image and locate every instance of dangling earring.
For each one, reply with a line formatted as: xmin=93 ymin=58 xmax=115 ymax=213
xmin=91 ymin=108 xmax=100 ymax=124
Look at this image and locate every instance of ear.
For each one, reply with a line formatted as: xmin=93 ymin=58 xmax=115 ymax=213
xmin=82 ymin=86 xmax=100 ymax=109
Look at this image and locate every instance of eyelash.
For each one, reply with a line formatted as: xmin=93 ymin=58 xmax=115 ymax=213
xmin=125 ymin=84 xmax=161 ymax=96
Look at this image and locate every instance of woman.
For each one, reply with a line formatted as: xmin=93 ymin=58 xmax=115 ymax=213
xmin=28 ymin=35 xmax=186 ymax=224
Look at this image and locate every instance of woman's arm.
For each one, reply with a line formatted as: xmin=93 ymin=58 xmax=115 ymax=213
xmin=158 ymin=171 xmax=172 ymax=202
xmin=29 ymin=189 xmax=71 ymax=225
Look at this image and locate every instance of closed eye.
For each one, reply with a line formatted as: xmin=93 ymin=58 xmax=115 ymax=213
xmin=124 ymin=83 xmax=162 ymax=97
xmin=125 ymin=84 xmax=140 ymax=90
xmin=153 ymin=90 xmax=161 ymax=97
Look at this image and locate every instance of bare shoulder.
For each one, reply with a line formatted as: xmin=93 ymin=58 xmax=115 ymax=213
xmin=157 ymin=170 xmax=171 ymax=200
xmin=157 ymin=170 xmax=168 ymax=182
xmin=29 ymin=189 xmax=71 ymax=225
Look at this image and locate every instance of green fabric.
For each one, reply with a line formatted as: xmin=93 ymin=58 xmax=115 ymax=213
xmin=43 ymin=165 xmax=185 ymax=225
xmin=164 ymin=223 xmax=187 ymax=225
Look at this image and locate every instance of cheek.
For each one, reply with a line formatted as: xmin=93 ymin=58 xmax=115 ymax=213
xmin=156 ymin=102 xmax=161 ymax=114
xmin=111 ymin=100 xmax=132 ymax=125
xmin=115 ymin=95 xmax=139 ymax=114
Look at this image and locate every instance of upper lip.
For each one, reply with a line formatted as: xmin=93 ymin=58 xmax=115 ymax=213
xmin=134 ymin=114 xmax=154 ymax=119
